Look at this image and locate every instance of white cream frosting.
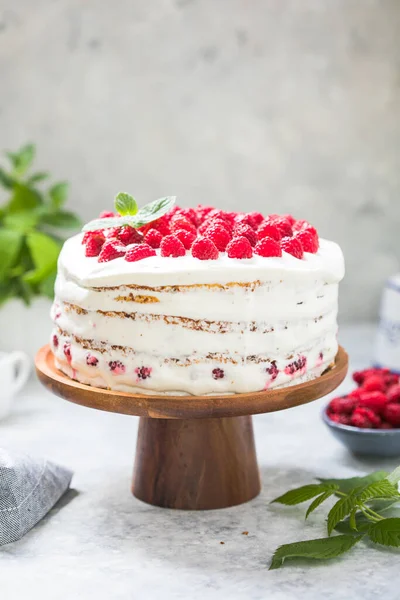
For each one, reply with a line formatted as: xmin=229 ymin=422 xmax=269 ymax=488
xmin=51 ymin=234 xmax=345 ymax=395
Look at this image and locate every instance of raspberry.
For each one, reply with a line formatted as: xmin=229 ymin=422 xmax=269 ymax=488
xmin=270 ymin=216 xmax=293 ymax=237
xmin=109 ymin=360 xmax=125 ymax=374
xmin=383 ymin=373 xmax=400 ymax=388
xmin=195 ymin=204 xmax=214 ymax=223
xmin=351 ymin=407 xmax=381 ymax=429
xmin=254 ymin=237 xmax=282 ymax=258
xmin=174 ymin=229 xmax=196 ymax=250
xmin=293 ymin=219 xmax=313 ymax=232
xmin=205 ymin=223 xmax=231 ymax=251
xmin=175 ymin=207 xmax=198 ymax=226
xmin=285 ymin=356 xmax=307 ymax=375
xmin=140 ymin=215 xmax=170 ymax=237
xmin=206 ymin=209 xmax=231 ymax=223
xmin=295 ymin=229 xmax=319 ymax=254
xmin=233 ymin=224 xmax=257 ymax=247
xmin=86 ymin=354 xmax=98 ymax=367
xmin=52 ymin=334 xmax=59 ymax=349
xmin=191 ymin=237 xmax=219 ymax=260
xmin=99 ymin=211 xmax=115 ymax=218
xmin=136 ymin=366 xmax=152 ymax=380
xmin=144 ymin=228 xmax=163 ymax=249
xmin=248 ymin=212 xmax=264 ymax=227
xmin=160 ymin=234 xmax=186 ymax=258
xmin=198 ymin=218 xmax=232 ymax=235
xmin=383 ymin=403 xmax=400 ymax=427
xmin=359 ymin=391 xmax=388 ymax=414
xmin=82 ymin=230 xmax=105 ymax=245
xmin=125 ymin=243 xmax=156 ymax=262
xmin=63 ymin=343 xmax=71 ymax=363
xmin=348 ymin=388 xmax=364 ymax=400
xmin=257 ymin=221 xmax=282 ymax=242
xmin=85 ymin=236 xmax=105 ymax=257
xmin=266 ymin=361 xmax=279 ymax=380
xmin=212 ymin=368 xmax=225 ymax=379
xmin=328 ymin=396 xmax=356 ymax=415
xmin=283 ymin=214 xmax=296 ymax=226
xmin=170 ymin=216 xmax=196 ymax=235
xmin=329 ymin=413 xmax=352 ymax=425
xmin=226 ymin=236 xmax=253 ymax=259
xmin=98 ymin=239 xmax=126 ymax=262
xmin=234 ymin=214 xmax=257 ymax=229
xmin=281 ymin=237 xmax=303 ymax=259
xmin=362 ymin=375 xmax=386 ymax=393
xmin=117 ymin=226 xmax=143 ymax=245
xmin=388 ymin=384 xmax=400 ymax=403
xmin=353 ymin=368 xmax=389 ymax=386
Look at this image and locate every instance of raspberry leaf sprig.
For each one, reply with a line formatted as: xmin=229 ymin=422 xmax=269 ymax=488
xmin=83 ymin=193 xmax=176 ymax=232
xmin=269 ymin=466 xmax=400 ymax=569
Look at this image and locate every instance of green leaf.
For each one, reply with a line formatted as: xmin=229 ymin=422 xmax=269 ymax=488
xmin=305 ymin=488 xmax=338 ymax=519
xmin=0 ymin=229 xmax=23 ymax=280
xmin=271 ymin=484 xmax=331 ymax=506
xmin=8 ymin=183 xmax=42 ymax=213
xmin=269 ymin=535 xmax=363 ymax=570
xmin=6 ymin=143 xmax=35 ymax=176
xmin=39 ymin=271 xmax=56 ymax=299
xmin=115 ymin=192 xmax=138 ymax=216
xmin=24 ymin=232 xmax=61 ymax=285
xmin=387 ymin=467 xmax=400 ymax=488
xmin=319 ymin=471 xmax=389 ymax=496
xmin=132 ymin=196 xmax=176 ymax=227
xmin=4 ymin=209 xmax=41 ymax=232
xmin=82 ymin=216 xmax=130 ymax=232
xmin=40 ymin=210 xmax=81 ymax=229
xmin=335 ymin=513 xmax=372 ymax=535
xmin=356 ymin=480 xmax=400 ymax=505
xmin=27 ymin=172 xmax=49 ymax=184
xmin=0 ymin=167 xmax=16 ymax=189
xmin=349 ymin=508 xmax=358 ymax=531
xmin=49 ymin=182 xmax=69 ymax=209
xmin=368 ymin=518 xmax=400 ymax=547
xmin=327 ymin=494 xmax=358 ymax=535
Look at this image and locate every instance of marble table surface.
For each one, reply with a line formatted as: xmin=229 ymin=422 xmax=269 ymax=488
xmin=1 ymin=324 xmax=399 ymax=600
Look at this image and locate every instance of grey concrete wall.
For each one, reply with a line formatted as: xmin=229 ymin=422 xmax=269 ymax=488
xmin=0 ymin=0 xmax=399 ymax=321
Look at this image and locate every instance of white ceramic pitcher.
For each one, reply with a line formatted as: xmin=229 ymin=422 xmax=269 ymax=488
xmin=0 ymin=351 xmax=31 ymax=421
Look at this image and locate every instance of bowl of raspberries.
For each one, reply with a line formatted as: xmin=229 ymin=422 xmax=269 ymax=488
xmin=323 ymin=367 xmax=400 ymax=456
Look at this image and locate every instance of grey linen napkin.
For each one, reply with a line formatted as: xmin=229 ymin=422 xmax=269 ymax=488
xmin=0 ymin=448 xmax=73 ymax=546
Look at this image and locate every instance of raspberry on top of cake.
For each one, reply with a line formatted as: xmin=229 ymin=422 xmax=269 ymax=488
xmin=51 ymin=192 xmax=345 ymax=396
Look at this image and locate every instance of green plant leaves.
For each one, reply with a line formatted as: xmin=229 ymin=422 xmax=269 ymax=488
xmin=356 ymin=480 xmax=400 ymax=504
xmin=0 ymin=230 xmax=23 ymax=281
xmin=269 ymin=535 xmax=363 ymax=570
xmin=40 ymin=210 xmax=82 ymax=229
xmin=305 ymin=489 xmax=337 ymax=519
xmin=6 ymin=144 xmax=36 ymax=177
xmin=318 ymin=471 xmax=389 ymax=495
xmin=49 ymin=182 xmax=69 ymax=209
xmin=387 ymin=466 xmax=400 ymax=487
xmin=368 ymin=518 xmax=400 ymax=547
xmin=115 ymin=192 xmax=138 ymax=216
xmin=27 ymin=172 xmax=49 ymax=185
xmin=327 ymin=494 xmax=358 ymax=535
xmin=24 ymin=232 xmax=61 ymax=285
xmin=271 ymin=484 xmax=331 ymax=506
xmin=7 ymin=183 xmax=42 ymax=213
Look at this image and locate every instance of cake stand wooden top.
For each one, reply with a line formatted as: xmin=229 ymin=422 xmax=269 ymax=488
xmin=35 ymin=345 xmax=348 ymax=419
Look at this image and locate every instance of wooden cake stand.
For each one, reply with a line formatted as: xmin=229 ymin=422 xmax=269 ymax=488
xmin=35 ymin=345 xmax=348 ymax=510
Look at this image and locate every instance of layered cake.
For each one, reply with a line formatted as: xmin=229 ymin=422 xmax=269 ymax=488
xmin=51 ymin=194 xmax=345 ymax=395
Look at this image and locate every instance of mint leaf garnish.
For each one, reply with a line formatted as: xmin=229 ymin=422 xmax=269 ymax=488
xmin=368 ymin=518 xmax=400 ymax=547
xmin=269 ymin=535 xmax=363 ymax=570
xmin=115 ymin=192 xmax=138 ymax=217
xmin=132 ymin=196 xmax=175 ymax=227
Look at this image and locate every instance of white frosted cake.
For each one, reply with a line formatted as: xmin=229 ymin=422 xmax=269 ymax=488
xmin=50 ymin=195 xmax=345 ymax=396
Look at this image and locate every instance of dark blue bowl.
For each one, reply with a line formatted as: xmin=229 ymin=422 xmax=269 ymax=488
xmin=322 ymin=408 xmax=400 ymax=457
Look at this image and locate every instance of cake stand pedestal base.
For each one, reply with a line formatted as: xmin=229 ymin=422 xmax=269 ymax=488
xmin=133 ymin=416 xmax=260 ymax=509
xmin=35 ymin=345 xmax=348 ymax=511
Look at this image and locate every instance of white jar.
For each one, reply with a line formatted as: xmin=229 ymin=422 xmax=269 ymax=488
xmin=375 ymin=275 xmax=400 ymax=373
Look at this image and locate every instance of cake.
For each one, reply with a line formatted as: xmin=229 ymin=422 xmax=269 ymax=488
xmin=50 ymin=194 xmax=345 ymax=396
